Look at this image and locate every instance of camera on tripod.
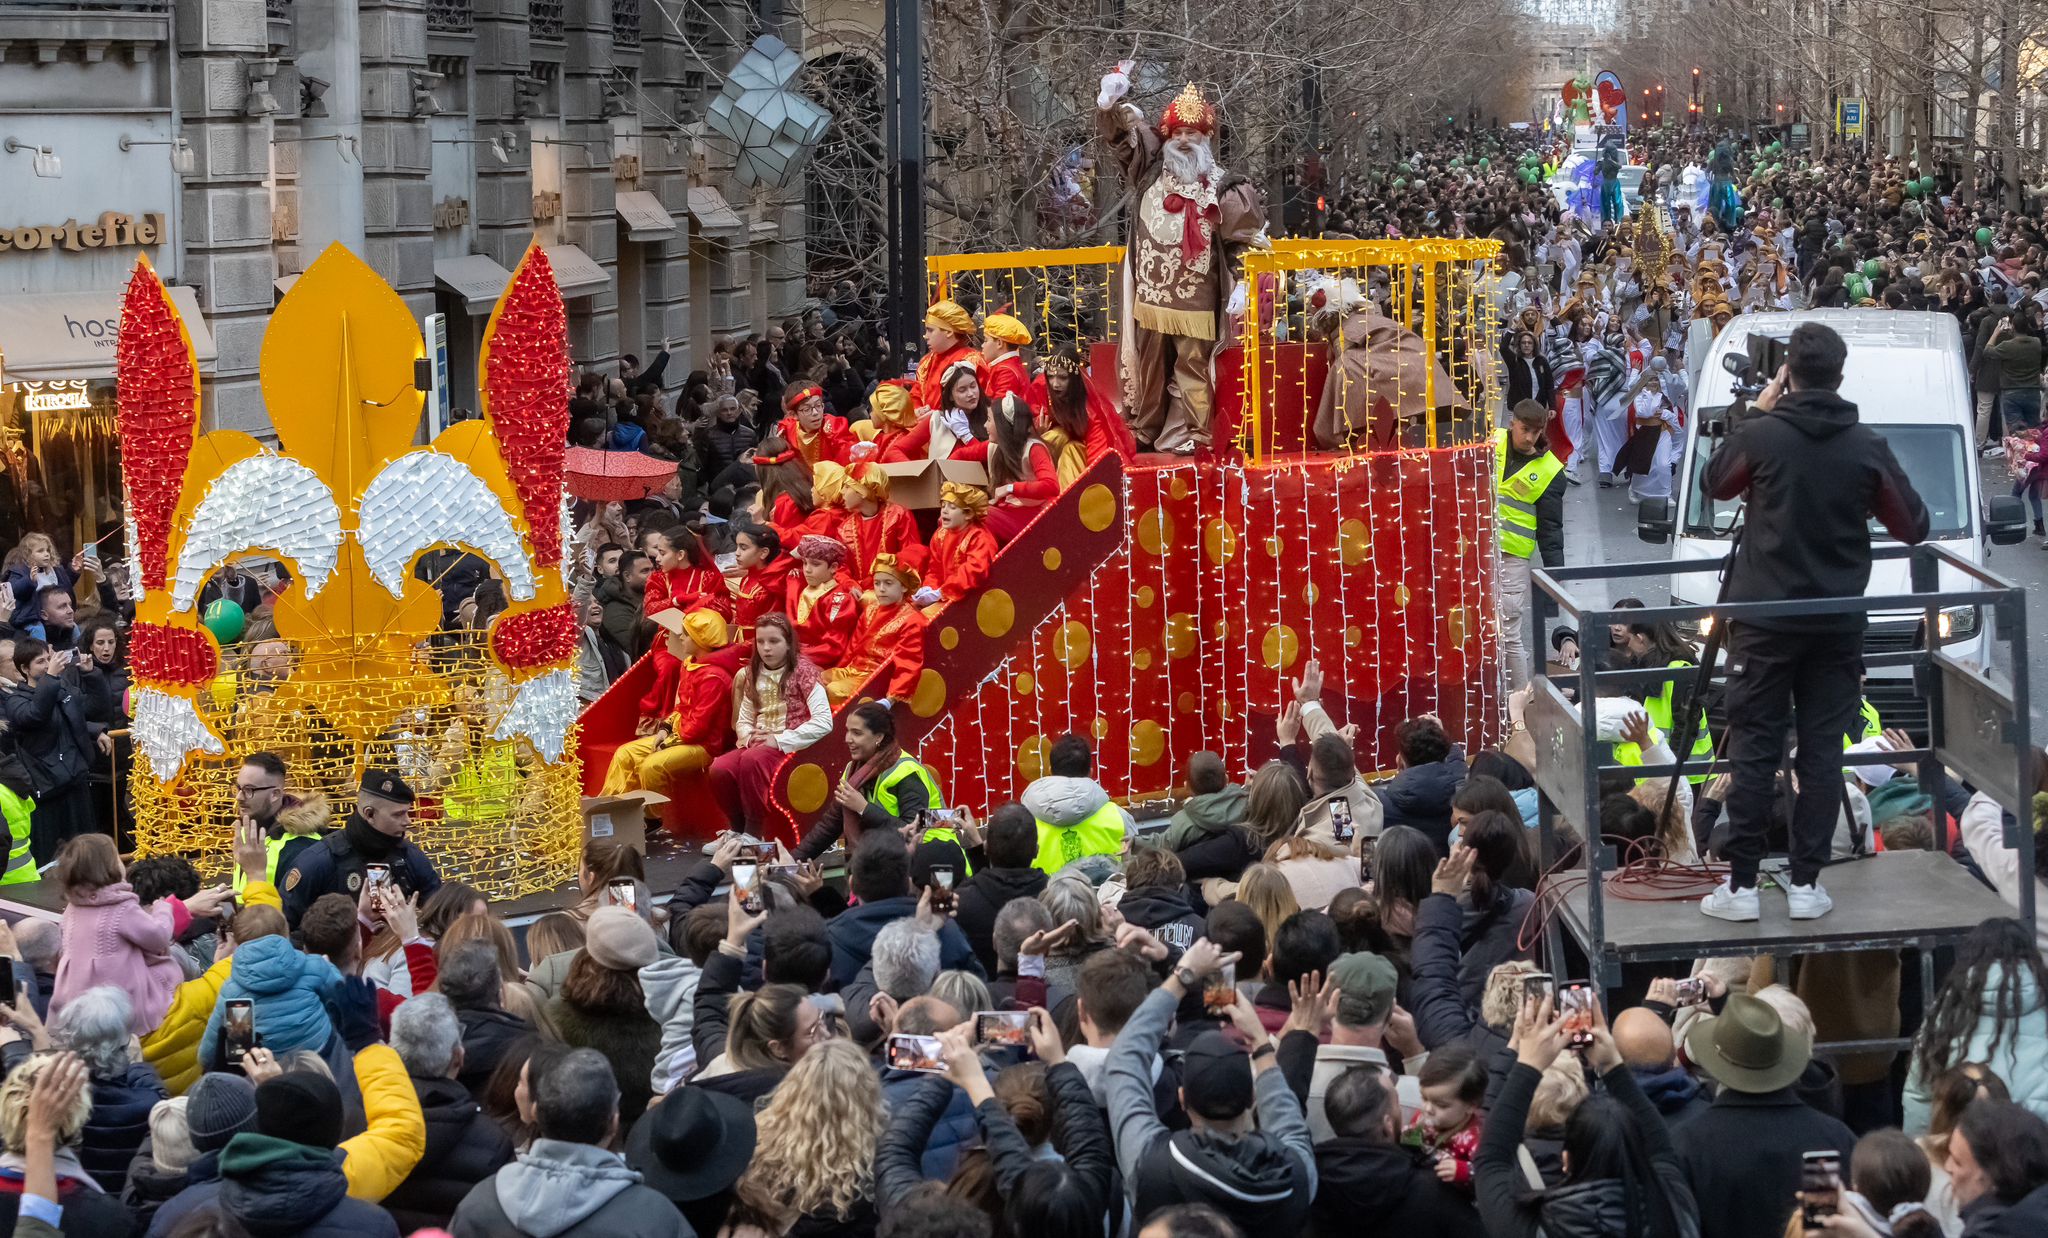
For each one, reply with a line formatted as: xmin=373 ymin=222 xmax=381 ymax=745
xmin=1722 ymin=333 xmax=1789 ymax=404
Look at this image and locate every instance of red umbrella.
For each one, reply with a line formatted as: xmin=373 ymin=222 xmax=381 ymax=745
xmin=564 ymin=446 xmax=678 ymax=502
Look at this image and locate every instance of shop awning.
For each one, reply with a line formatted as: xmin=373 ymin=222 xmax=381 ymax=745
xmin=435 ymin=253 xmax=516 ymax=315
xmin=687 ymin=186 xmax=746 ymax=240
xmin=542 ymin=244 xmax=610 ymax=300
xmin=615 ymin=190 xmax=678 ymax=242
xmin=0 ymin=283 xmax=217 ymax=383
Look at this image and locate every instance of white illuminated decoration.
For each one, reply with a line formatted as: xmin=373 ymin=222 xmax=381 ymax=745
xmin=125 ymin=512 xmax=144 ymax=603
xmin=132 ymin=689 xmax=224 ymax=780
xmin=357 ymin=451 xmax=537 ymax=602
xmin=9 ymin=380 xmax=92 ymax=412
xmin=494 ymin=668 xmax=576 ymax=763
xmin=171 ymin=455 xmax=343 ymax=611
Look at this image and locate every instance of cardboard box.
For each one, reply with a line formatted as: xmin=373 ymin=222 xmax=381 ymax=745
xmin=580 ymin=790 xmax=669 ymax=855
xmin=876 ymin=457 xmax=989 ymax=510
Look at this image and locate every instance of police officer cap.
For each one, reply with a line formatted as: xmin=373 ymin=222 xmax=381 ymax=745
xmin=359 ymin=769 xmax=415 ymax=805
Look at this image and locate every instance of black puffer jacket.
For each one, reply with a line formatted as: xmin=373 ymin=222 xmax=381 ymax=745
xmin=120 ymin=1138 xmax=193 ymax=1232
xmin=1117 ymin=885 xmax=1206 ymax=946
xmin=953 ymin=865 xmax=1047 ymax=976
xmin=1381 ymin=749 xmax=1469 ymax=855
xmin=383 ymin=1074 xmax=515 ymax=1232
xmin=80 ymin=1060 xmax=169 ymax=1193
xmin=1310 ymin=1138 xmax=1486 ymax=1237
xmin=454 ymin=1004 xmax=531 ymax=1098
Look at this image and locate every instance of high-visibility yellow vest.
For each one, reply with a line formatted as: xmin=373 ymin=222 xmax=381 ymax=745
xmin=870 ymin=756 xmax=972 ymax=875
xmin=231 ymin=835 xmax=290 ymax=895
xmin=1032 ymin=800 xmax=1127 ymax=876
xmin=0 ymin=787 xmax=34 ymax=886
xmin=1644 ymin=660 xmax=1714 ymax=784
xmin=1496 ymin=430 xmax=1565 ymax=560
xmin=1843 ymin=698 xmax=1882 ymax=749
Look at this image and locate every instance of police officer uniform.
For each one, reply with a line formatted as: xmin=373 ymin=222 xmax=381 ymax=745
xmin=280 ymin=770 xmax=442 ymax=927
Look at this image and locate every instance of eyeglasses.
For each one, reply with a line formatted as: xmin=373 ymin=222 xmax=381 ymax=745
xmin=234 ymin=782 xmax=283 ymax=796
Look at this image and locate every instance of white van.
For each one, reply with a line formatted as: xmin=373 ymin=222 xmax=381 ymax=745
xmin=1638 ymin=310 xmax=2029 ymax=726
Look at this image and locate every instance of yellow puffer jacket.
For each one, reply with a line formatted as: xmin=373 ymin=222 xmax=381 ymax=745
xmin=341 ymin=1042 xmax=427 ymax=1201
xmin=140 ymin=879 xmax=282 ymax=1095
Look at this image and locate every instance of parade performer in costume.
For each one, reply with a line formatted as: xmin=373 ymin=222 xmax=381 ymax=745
xmin=787 ymin=535 xmax=862 ymax=669
xmin=1029 ymin=344 xmax=1134 ymax=484
xmin=775 ymin=384 xmax=855 ymax=475
xmin=604 ymin=608 xmax=734 ymax=801
xmin=708 ymin=613 xmax=831 ymax=833
xmin=835 ymin=461 xmax=924 ymax=587
xmin=1097 ymin=70 xmax=1269 ymax=454
xmin=1311 ymin=298 xmax=1464 ymax=452
xmin=954 ymin=393 xmax=1059 ymax=544
xmin=1707 ymin=141 xmax=1742 ymax=232
xmin=730 ymin=522 xmax=796 ymax=642
xmin=860 ymin=380 xmax=921 ymax=462
xmin=913 ymin=483 xmax=998 ymax=613
xmin=914 ymin=301 xmax=987 ymax=414
xmin=822 ymin=552 xmax=927 ymax=706
xmin=980 ymin=314 xmax=1034 ymax=403
xmin=1598 ymin=134 xmax=1625 ymax=229
xmin=884 ymin=360 xmax=986 ymax=463
xmin=644 ymin=523 xmax=732 ymax=623
xmin=758 ymin=441 xmax=845 ymax=545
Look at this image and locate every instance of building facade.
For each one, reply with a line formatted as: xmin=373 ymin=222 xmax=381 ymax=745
xmin=0 ymin=0 xmax=832 ymax=553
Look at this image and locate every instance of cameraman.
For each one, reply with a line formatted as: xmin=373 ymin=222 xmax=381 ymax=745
xmin=1698 ymin=322 xmax=1930 ymax=923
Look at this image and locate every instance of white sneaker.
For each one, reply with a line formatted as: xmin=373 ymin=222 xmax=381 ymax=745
xmin=1985 ymin=444 xmax=2008 ymax=459
xmin=1786 ymin=882 xmax=1834 ymax=920
xmin=1700 ymin=881 xmax=1760 ymax=922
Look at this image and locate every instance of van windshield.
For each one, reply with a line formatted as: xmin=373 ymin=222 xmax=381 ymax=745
xmin=1682 ymin=422 xmax=1970 ymax=539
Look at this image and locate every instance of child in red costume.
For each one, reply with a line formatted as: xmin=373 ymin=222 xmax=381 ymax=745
xmin=884 ymin=361 xmax=985 ymax=463
xmin=979 ymin=313 xmax=1034 ymax=403
xmin=953 ymin=393 xmax=1060 ymax=544
xmin=858 ymin=380 xmax=920 ymax=463
xmin=730 ymin=522 xmax=795 ymax=642
xmin=834 ymin=461 xmax=923 ymax=588
xmin=643 ymin=523 xmax=732 ymax=623
xmin=758 ymin=438 xmax=848 ymax=547
xmin=786 ymin=535 xmax=862 ymax=669
xmin=913 ymin=299 xmax=987 ymax=415
xmin=822 ymin=552 xmax=927 ymax=706
xmin=913 ymin=482 xmax=998 ymax=615
xmin=604 ymin=607 xmax=734 ymax=803
xmin=1028 ymin=343 xmax=1136 ymax=485
xmin=775 ymin=384 xmax=854 ymax=475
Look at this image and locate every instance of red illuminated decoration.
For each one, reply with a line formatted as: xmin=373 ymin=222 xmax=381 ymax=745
xmin=128 ymin=620 xmax=220 ymax=688
xmin=115 ymin=259 xmax=202 ymax=593
xmin=482 ymin=248 xmax=572 ymax=567
xmin=492 ymin=602 xmax=578 ymax=670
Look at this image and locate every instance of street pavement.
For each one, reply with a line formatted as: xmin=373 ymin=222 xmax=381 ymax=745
xmin=1551 ymin=454 xmax=2048 ymax=735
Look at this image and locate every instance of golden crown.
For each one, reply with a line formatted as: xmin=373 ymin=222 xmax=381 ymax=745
xmin=1158 ymin=82 xmax=1215 ymax=136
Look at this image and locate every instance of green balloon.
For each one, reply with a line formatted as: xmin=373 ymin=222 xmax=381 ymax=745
xmin=1393 ymin=178 xmax=1407 ymax=189
xmin=202 ymin=599 xmax=246 ymax=645
xmin=1397 ymin=162 xmax=1413 ymax=175
xmin=1450 ymin=156 xmax=1464 ymax=167
xmin=1862 ymin=259 xmax=1882 ymax=278
xmin=1920 ymin=176 xmax=1937 ymax=192
xmin=1478 ymin=158 xmax=1489 ymax=168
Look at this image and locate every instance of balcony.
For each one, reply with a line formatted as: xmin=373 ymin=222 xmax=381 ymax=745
xmin=426 ymin=0 xmax=470 ymax=32
xmin=529 ymin=0 xmax=562 ymax=39
xmin=0 ymin=0 xmax=171 ymax=60
xmin=611 ymin=0 xmax=638 ymax=46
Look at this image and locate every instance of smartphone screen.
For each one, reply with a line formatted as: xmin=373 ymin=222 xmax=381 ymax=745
xmin=732 ymin=862 xmax=762 ymax=913
xmin=931 ymin=865 xmax=955 ymax=891
xmin=973 ymin=1011 xmax=1031 ymax=1047
xmin=365 ymin=863 xmax=391 ymax=892
xmin=1203 ymin=962 xmax=1237 ymax=1014
xmin=0 ymin=964 xmax=17 ymax=1008
xmin=748 ymin=841 xmax=778 ymax=862
xmin=1560 ymin=982 xmax=1596 ymax=1049
xmin=1673 ymin=977 xmax=1707 ymax=1006
xmin=225 ymin=999 xmax=255 ymax=1064
xmin=1522 ymin=972 xmax=1555 ymax=1009
xmin=766 ymin=863 xmax=800 ymax=882
xmin=885 ymin=1033 xmax=946 ymax=1073
xmin=1330 ymin=797 xmax=1355 ymax=844
xmin=1800 ymin=1151 xmax=1841 ymax=1223
xmin=607 ymin=879 xmax=638 ymax=913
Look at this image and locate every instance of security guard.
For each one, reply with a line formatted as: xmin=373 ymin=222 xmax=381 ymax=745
xmin=280 ymin=769 xmax=441 ymax=927
xmin=1497 ymin=401 xmax=1567 ymax=693
xmin=802 ymin=701 xmax=969 ymax=864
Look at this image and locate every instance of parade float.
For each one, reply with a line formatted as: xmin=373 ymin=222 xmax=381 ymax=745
xmin=119 ymin=244 xmax=586 ymax=898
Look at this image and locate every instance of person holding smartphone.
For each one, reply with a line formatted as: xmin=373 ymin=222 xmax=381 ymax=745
xmin=279 ymin=769 xmax=442 ymax=929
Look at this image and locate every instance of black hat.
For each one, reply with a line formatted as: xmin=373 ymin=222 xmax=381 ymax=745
xmin=185 ymin=1073 xmax=258 ymax=1153
xmin=255 ymin=1072 xmax=344 ymax=1150
xmin=359 ymin=769 xmax=414 ymax=805
xmin=1180 ymin=1030 xmax=1254 ymax=1121
xmin=624 ymin=1087 xmax=756 ymax=1202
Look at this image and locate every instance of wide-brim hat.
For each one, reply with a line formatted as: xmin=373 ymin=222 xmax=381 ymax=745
xmin=624 ymin=1086 xmax=757 ymax=1202
xmin=1684 ymin=993 xmax=1812 ymax=1094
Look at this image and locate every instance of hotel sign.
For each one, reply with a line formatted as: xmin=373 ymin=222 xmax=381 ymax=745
xmin=0 ymin=212 xmax=167 ymax=253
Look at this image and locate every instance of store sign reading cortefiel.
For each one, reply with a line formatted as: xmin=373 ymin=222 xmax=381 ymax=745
xmin=0 ymin=212 xmax=167 ymax=253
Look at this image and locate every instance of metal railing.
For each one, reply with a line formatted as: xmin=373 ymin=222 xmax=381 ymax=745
xmin=611 ymin=0 xmax=639 ymax=44
xmin=1526 ymin=543 xmax=2034 ymax=989
xmin=529 ymin=0 xmax=563 ymax=39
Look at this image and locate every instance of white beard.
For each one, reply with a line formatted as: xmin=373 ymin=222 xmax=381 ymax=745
xmin=1162 ymin=139 xmax=1215 ymax=185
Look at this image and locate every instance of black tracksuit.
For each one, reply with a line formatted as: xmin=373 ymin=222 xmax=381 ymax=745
xmin=1703 ymin=387 xmax=1930 ymax=886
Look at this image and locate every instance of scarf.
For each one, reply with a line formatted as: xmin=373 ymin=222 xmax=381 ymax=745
xmin=841 ymin=743 xmax=905 ymax=839
xmin=344 ymin=811 xmax=401 ymax=861
xmin=0 ymin=1147 xmax=99 ymax=1191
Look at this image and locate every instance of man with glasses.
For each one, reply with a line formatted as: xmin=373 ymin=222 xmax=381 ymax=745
xmin=229 ymin=752 xmax=298 ymax=892
xmin=281 ymin=768 xmax=441 ymax=928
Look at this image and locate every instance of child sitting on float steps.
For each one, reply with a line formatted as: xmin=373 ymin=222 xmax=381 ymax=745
xmin=602 ymin=607 xmax=733 ymax=802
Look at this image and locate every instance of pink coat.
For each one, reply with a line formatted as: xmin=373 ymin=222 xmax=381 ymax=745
xmin=51 ymin=882 xmax=183 ymax=1034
